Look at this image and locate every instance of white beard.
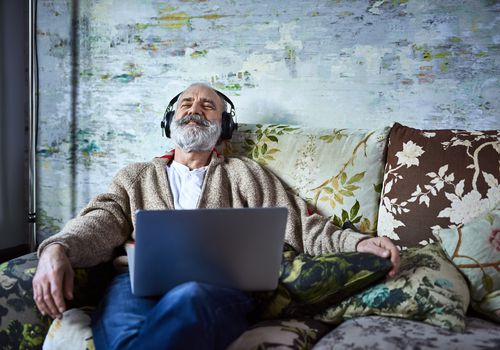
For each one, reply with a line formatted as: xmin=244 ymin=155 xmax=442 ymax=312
xmin=170 ymin=114 xmax=221 ymax=152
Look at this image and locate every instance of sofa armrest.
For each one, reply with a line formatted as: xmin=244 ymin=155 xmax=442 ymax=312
xmin=0 ymin=252 xmax=114 ymax=349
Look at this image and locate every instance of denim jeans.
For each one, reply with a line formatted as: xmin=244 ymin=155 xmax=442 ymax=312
xmin=91 ymin=272 xmax=255 ymax=350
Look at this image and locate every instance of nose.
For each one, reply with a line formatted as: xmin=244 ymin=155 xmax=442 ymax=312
xmin=187 ymin=100 xmax=203 ymax=116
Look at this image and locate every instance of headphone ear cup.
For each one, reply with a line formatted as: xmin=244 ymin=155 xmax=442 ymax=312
xmin=163 ymin=110 xmax=175 ymax=138
xmin=220 ymin=112 xmax=234 ymax=140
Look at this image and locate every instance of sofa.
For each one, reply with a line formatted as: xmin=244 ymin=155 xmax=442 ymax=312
xmin=1 ymin=122 xmax=499 ymax=349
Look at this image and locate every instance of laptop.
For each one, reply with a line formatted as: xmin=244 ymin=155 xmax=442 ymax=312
xmin=126 ymin=207 xmax=288 ymax=296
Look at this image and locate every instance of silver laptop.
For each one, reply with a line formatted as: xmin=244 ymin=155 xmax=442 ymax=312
xmin=127 ymin=207 xmax=288 ymax=296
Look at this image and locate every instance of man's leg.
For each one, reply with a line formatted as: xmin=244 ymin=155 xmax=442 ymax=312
xmin=92 ymin=273 xmax=255 ymax=350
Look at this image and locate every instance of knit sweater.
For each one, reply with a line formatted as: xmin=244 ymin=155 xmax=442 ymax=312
xmin=38 ymin=151 xmax=369 ymax=268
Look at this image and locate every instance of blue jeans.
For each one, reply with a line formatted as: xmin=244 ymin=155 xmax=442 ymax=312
xmin=91 ymin=273 xmax=256 ymax=350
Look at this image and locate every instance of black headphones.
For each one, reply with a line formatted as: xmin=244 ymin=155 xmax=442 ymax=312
xmin=161 ymin=89 xmax=238 ymax=140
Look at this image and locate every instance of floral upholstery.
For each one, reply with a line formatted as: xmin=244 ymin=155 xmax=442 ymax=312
xmin=220 ymin=124 xmax=391 ymax=234
xmin=0 ymin=253 xmax=50 ymax=349
xmin=377 ymin=123 xmax=500 ymax=248
xmin=313 ymin=315 xmax=500 ymax=350
xmin=43 ymin=308 xmax=94 ymax=350
xmin=255 ymin=244 xmax=391 ymax=319
xmin=317 ymin=244 xmax=470 ymax=332
xmin=228 ymin=318 xmax=332 ymax=350
xmin=434 ymin=206 xmax=500 ymax=322
xmin=42 ymin=311 xmax=333 ymax=350
xmin=0 ymin=253 xmax=114 ymax=350
xmin=1 ymin=123 xmax=499 ymax=349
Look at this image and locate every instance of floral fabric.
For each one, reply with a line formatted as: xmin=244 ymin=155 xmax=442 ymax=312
xmin=228 ymin=318 xmax=332 ymax=350
xmin=255 ymin=244 xmax=391 ymax=319
xmin=316 ymin=244 xmax=470 ymax=331
xmin=43 ymin=308 xmax=94 ymax=350
xmin=42 ymin=313 xmax=331 ymax=350
xmin=0 ymin=253 xmax=51 ymax=350
xmin=220 ymin=124 xmax=391 ymax=234
xmin=313 ymin=315 xmax=500 ymax=350
xmin=0 ymin=252 xmax=114 ymax=350
xmin=434 ymin=206 xmax=500 ymax=322
xmin=377 ymin=122 xmax=500 ymax=249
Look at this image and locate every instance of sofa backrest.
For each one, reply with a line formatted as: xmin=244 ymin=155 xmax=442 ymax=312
xmin=218 ymin=123 xmax=392 ymax=234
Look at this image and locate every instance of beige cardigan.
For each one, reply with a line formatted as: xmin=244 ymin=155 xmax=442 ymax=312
xmin=38 ymin=152 xmax=369 ymax=267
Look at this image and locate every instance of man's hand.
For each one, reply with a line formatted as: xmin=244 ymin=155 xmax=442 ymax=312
xmin=356 ymin=237 xmax=400 ymax=278
xmin=33 ymin=244 xmax=74 ymax=319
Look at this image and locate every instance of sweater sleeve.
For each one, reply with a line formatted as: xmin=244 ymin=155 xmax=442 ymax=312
xmin=37 ymin=167 xmax=135 ymax=268
xmin=236 ymin=158 xmax=370 ymax=255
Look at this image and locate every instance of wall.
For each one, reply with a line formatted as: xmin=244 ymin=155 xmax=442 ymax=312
xmin=36 ymin=0 xmax=500 ymax=242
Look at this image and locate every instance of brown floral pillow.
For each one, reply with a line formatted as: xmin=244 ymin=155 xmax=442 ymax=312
xmin=377 ymin=122 xmax=500 ymax=249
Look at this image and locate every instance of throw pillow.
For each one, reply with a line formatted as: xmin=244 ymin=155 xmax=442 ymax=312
xmin=254 ymin=244 xmax=392 ymax=319
xmin=377 ymin=122 xmax=500 ymax=249
xmin=434 ymin=207 xmax=500 ymax=322
xmin=227 ymin=318 xmax=331 ymax=350
xmin=222 ymin=124 xmax=391 ymax=234
xmin=316 ymin=244 xmax=470 ymax=332
xmin=43 ymin=307 xmax=94 ymax=350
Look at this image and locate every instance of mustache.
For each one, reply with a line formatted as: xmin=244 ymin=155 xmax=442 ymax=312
xmin=178 ymin=114 xmax=211 ymax=127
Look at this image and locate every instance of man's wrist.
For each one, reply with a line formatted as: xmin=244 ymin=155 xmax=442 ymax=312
xmin=40 ymin=242 xmax=67 ymax=257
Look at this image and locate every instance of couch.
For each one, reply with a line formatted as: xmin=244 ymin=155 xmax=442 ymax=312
xmin=1 ymin=122 xmax=499 ymax=349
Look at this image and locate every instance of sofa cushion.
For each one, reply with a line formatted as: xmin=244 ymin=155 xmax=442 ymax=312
xmin=254 ymin=244 xmax=392 ymax=319
xmin=316 ymin=244 xmax=470 ymax=331
xmin=222 ymin=124 xmax=391 ymax=234
xmin=43 ymin=312 xmax=331 ymax=350
xmin=434 ymin=206 xmax=500 ymax=322
xmin=377 ymin=122 xmax=500 ymax=249
xmin=0 ymin=252 xmax=50 ymax=349
xmin=228 ymin=318 xmax=331 ymax=350
xmin=313 ymin=315 xmax=500 ymax=350
xmin=0 ymin=252 xmax=114 ymax=349
xmin=43 ymin=307 xmax=94 ymax=350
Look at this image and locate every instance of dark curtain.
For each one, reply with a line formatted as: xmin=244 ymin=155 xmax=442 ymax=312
xmin=0 ymin=0 xmax=29 ymax=256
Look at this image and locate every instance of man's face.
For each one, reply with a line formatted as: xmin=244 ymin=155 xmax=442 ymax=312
xmin=175 ymin=85 xmax=224 ymax=124
xmin=170 ymin=85 xmax=224 ymax=153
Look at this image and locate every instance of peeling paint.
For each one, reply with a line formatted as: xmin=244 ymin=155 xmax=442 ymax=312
xmin=36 ymin=0 xmax=500 ymax=233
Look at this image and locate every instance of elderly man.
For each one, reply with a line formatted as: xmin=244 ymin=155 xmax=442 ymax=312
xmin=33 ymin=83 xmax=400 ymax=350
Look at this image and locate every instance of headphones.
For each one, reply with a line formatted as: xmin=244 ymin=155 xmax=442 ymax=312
xmin=161 ymin=89 xmax=238 ymax=140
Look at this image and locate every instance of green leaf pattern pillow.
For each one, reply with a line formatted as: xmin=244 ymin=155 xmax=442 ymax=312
xmin=221 ymin=124 xmax=391 ymax=234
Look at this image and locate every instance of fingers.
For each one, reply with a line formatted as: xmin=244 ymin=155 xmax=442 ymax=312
xmin=386 ymin=242 xmax=400 ymax=278
xmin=33 ymin=283 xmax=49 ymax=317
xmin=376 ymin=237 xmax=400 ymax=278
xmin=357 ymin=237 xmax=401 ymax=278
xmin=33 ymin=275 xmax=65 ymax=319
xmin=43 ymin=282 xmax=62 ymax=318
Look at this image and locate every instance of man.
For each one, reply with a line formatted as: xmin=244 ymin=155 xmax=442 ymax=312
xmin=33 ymin=83 xmax=400 ymax=349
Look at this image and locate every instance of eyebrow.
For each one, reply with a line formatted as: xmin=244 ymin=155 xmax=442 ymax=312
xmin=179 ymin=97 xmax=217 ymax=107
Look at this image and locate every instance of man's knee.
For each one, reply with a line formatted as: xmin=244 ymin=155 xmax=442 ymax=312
xmin=164 ymin=281 xmax=213 ymax=315
xmin=169 ymin=281 xmax=209 ymax=301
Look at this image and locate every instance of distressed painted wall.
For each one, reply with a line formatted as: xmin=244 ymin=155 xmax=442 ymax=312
xmin=36 ymin=0 xmax=500 ymax=241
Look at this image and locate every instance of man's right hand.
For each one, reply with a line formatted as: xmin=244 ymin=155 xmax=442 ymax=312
xmin=33 ymin=244 xmax=74 ymax=319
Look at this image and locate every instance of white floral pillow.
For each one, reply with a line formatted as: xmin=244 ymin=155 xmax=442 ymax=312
xmin=377 ymin=123 xmax=500 ymax=249
xmin=221 ymin=124 xmax=391 ymax=234
xmin=43 ymin=308 xmax=94 ymax=350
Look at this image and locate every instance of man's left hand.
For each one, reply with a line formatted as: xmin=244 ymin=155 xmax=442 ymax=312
xmin=356 ymin=237 xmax=400 ymax=278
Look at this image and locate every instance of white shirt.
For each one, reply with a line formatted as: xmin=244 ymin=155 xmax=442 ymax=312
xmin=166 ymin=161 xmax=208 ymax=209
